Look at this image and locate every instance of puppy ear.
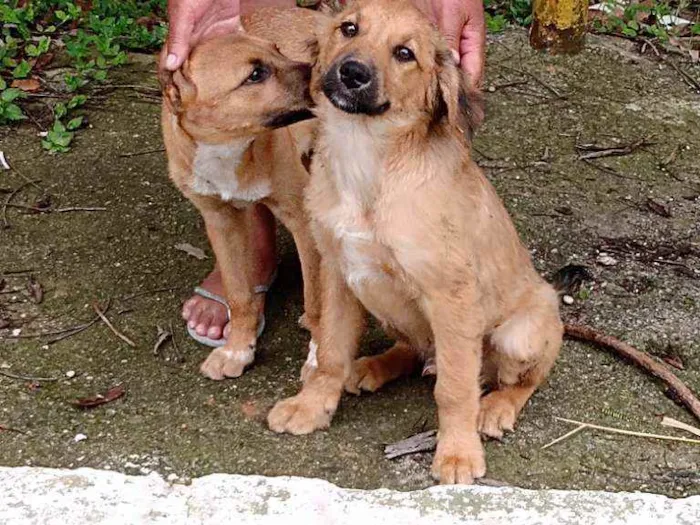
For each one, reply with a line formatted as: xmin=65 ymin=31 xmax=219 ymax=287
xmin=432 ymin=49 xmax=484 ymax=140
xmin=159 ymin=61 xmax=195 ymax=114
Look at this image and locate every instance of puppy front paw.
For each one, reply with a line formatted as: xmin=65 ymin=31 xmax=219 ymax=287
xmin=267 ymin=391 xmax=337 ymax=435
xmin=478 ymin=391 xmax=517 ymax=440
xmin=432 ymin=433 xmax=486 ymax=485
xmin=200 ymin=343 xmax=255 ymax=380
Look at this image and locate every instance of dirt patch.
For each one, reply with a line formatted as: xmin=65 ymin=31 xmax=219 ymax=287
xmin=1 ymin=30 xmax=699 ymax=496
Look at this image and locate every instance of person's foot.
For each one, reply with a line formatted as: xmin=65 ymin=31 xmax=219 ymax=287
xmin=182 ymin=204 xmax=277 ymax=342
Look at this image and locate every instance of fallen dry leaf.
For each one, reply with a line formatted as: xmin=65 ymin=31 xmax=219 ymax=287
xmin=32 ymin=52 xmax=55 ymax=71
xmin=646 ymin=198 xmax=672 ymax=218
xmin=72 ymin=385 xmax=125 ymax=409
xmin=11 ymin=78 xmax=41 ymax=92
xmin=174 ymin=243 xmax=208 ymax=260
xmin=690 ymin=50 xmax=699 ymax=64
xmin=26 ymin=276 xmax=43 ymax=304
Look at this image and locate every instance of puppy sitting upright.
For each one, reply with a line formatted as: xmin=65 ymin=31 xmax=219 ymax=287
xmin=268 ymin=0 xmax=562 ymax=485
xmin=161 ymin=8 xmax=324 ymax=380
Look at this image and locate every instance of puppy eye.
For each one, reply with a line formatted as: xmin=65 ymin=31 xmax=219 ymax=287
xmin=394 ymin=46 xmax=415 ymax=63
xmin=340 ymin=21 xmax=358 ymax=38
xmin=244 ymin=65 xmax=270 ymax=85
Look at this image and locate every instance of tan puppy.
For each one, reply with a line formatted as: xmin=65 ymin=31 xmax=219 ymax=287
xmin=267 ymin=0 xmax=562 ymax=485
xmin=161 ymin=8 xmax=325 ymax=380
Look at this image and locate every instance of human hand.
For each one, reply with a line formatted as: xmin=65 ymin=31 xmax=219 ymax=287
xmin=163 ymin=0 xmax=241 ymax=71
xmin=412 ymin=0 xmax=486 ymax=88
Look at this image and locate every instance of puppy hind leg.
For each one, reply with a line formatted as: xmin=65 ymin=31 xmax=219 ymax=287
xmin=478 ymin=297 xmax=562 ymax=439
xmin=346 ymin=341 xmax=422 ymax=394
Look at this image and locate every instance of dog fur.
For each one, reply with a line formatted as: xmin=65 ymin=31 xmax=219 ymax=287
xmin=267 ymin=0 xmax=563 ymax=485
xmin=161 ymin=7 xmax=326 ymax=380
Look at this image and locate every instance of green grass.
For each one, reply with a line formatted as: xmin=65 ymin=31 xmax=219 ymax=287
xmin=1 ymin=0 xmax=166 ymax=152
xmin=2 ymin=1 xmax=698 ymax=152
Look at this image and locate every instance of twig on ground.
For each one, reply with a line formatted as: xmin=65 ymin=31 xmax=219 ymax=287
xmin=643 ymin=38 xmax=700 ymax=92
xmin=565 ymin=323 xmax=700 ymax=422
xmin=1 ymin=269 xmax=35 ymax=275
xmin=661 ymin=417 xmax=700 ymax=438
xmin=3 ymin=303 xmax=109 ymax=342
xmin=0 ymin=424 xmax=27 ymax=434
xmin=576 ymin=136 xmax=654 ymax=160
xmin=554 ymin=417 xmax=700 ymax=445
xmin=5 ymin=204 xmax=106 ymax=214
xmin=93 ymin=302 xmax=137 ymax=347
xmin=581 ymin=158 xmax=636 ymax=179
xmin=45 ymin=313 xmax=106 ymax=345
xmin=0 ymin=370 xmax=58 ymax=382
xmin=541 ymin=423 xmax=587 ymax=450
xmin=384 ymin=430 xmax=437 ymax=459
xmin=2 ymin=180 xmax=41 ymax=228
xmin=499 ymin=65 xmax=566 ymax=99
xmin=119 ymin=147 xmax=166 ymax=158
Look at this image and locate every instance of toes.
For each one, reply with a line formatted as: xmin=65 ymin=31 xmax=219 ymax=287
xmin=478 ymin=393 xmax=517 ymax=440
xmin=267 ymin=394 xmax=334 ymax=435
xmin=200 ymin=346 xmax=255 ymax=380
xmin=432 ymin=439 xmax=486 ymax=485
xmin=207 ymin=323 xmax=223 ymax=340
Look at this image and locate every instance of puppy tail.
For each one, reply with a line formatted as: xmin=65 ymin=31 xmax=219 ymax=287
xmin=549 ymin=264 xmax=593 ymax=297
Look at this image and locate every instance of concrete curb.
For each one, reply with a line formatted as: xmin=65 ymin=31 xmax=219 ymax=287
xmin=1 ymin=467 xmax=698 ymax=524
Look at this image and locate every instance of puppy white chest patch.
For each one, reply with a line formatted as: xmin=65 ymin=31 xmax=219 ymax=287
xmin=323 ymin=199 xmax=384 ymax=291
xmin=191 ymin=141 xmax=271 ymax=204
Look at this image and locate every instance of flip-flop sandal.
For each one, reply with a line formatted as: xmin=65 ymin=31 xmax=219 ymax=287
xmin=186 ymin=269 xmax=278 ymax=348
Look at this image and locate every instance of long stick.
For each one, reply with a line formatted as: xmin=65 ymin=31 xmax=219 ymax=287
xmin=564 ymin=323 xmax=700 ymax=423
xmin=0 ymin=370 xmax=58 ymax=382
xmin=555 ymin=417 xmax=700 ymax=445
xmin=93 ymin=302 xmax=137 ymax=347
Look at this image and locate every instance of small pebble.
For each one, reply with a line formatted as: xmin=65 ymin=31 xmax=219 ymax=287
xmin=65 ymin=370 xmax=76 ymax=378
xmin=73 ymin=433 xmax=88 ymax=443
xmin=11 ymin=328 xmax=21 ymax=337
xmin=167 ymin=473 xmax=179 ymax=482
xmin=596 ymin=253 xmax=618 ymax=266
xmin=562 ymin=295 xmax=574 ymax=305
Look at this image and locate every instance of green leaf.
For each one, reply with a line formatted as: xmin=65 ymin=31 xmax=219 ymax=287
xmin=12 ymin=60 xmax=31 ymax=79
xmin=25 ymin=44 xmax=39 ymax=57
xmin=66 ymin=116 xmax=84 ymax=130
xmin=93 ymin=69 xmax=107 ymax=81
xmin=0 ymin=77 xmax=6 ymax=90
xmin=67 ymin=94 xmax=87 ymax=109
xmin=4 ymin=103 xmax=25 ymax=121
xmin=622 ymin=26 xmax=637 ymax=37
xmin=54 ymin=102 xmax=67 ymax=119
xmin=1 ymin=88 xmax=24 ymax=102
xmin=53 ymin=119 xmax=66 ymax=133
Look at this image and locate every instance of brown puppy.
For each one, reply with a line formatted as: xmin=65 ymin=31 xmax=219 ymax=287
xmin=161 ymin=8 xmax=325 ymax=380
xmin=268 ymin=0 xmax=562 ymax=485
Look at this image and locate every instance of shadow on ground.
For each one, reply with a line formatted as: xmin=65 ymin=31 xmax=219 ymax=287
xmin=1 ymin=30 xmax=699 ymax=496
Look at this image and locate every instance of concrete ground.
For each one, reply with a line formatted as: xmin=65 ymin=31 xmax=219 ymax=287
xmin=1 ymin=30 xmax=699 ymax=498
xmin=2 ymin=467 xmax=699 ymax=524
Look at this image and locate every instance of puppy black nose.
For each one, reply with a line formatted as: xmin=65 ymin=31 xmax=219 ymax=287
xmin=339 ymin=60 xmax=372 ymax=90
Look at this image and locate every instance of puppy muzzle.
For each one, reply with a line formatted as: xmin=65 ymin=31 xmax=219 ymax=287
xmin=322 ymin=56 xmax=389 ymax=116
